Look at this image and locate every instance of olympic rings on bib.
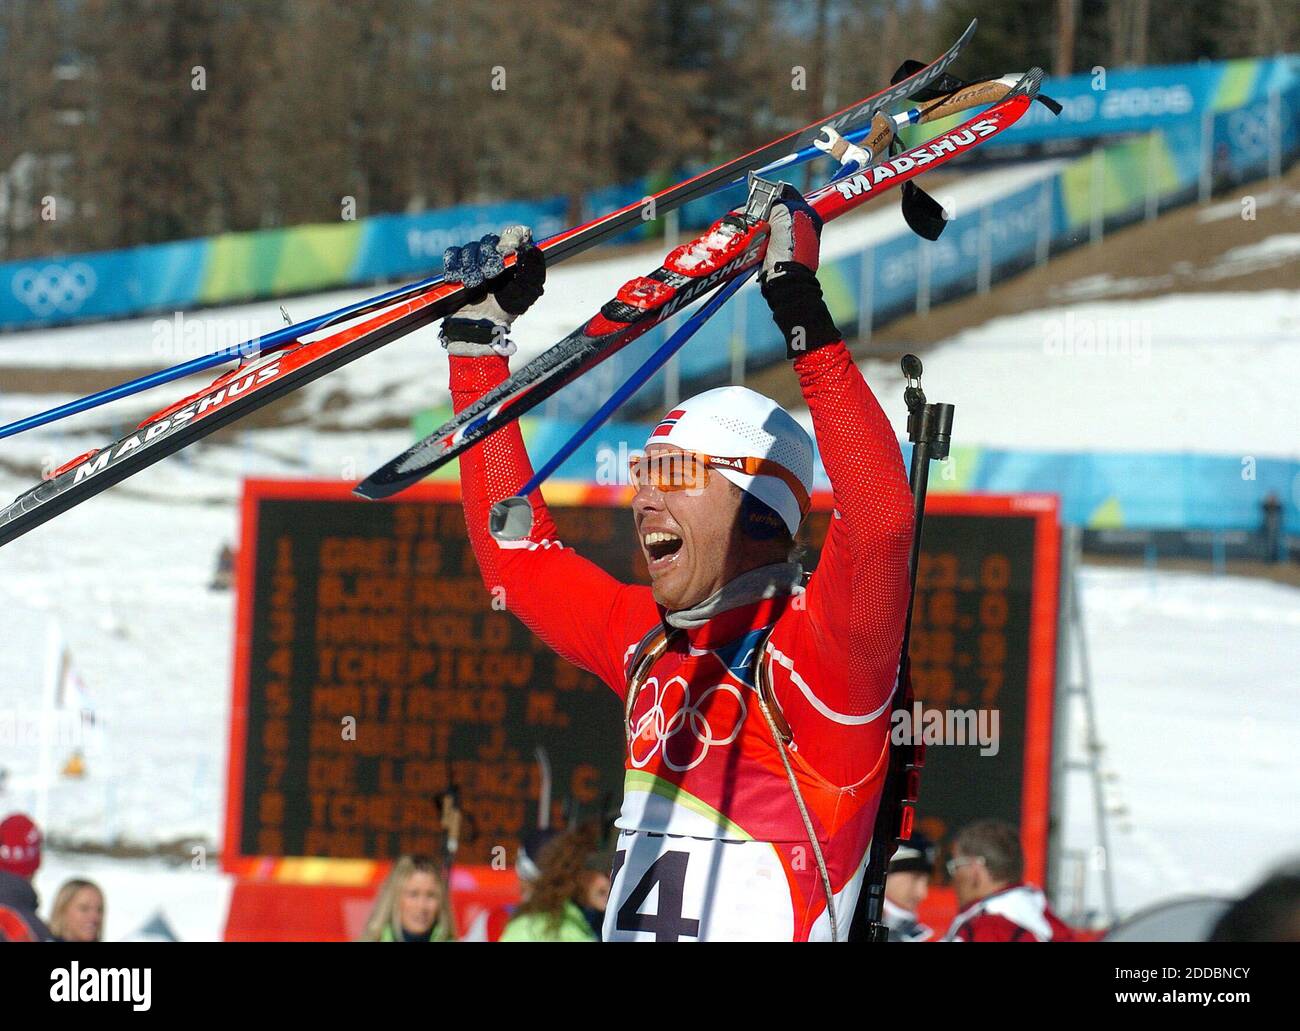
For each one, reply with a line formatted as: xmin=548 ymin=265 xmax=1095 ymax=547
xmin=629 ymin=674 xmax=746 ymax=773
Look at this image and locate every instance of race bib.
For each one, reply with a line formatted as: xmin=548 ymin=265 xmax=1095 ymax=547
xmin=603 ymin=830 xmax=796 ymax=942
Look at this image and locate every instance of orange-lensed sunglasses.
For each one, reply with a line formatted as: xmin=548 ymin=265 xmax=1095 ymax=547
xmin=628 ymin=450 xmax=809 ymax=515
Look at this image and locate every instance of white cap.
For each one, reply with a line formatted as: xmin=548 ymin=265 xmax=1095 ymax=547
xmin=647 ymin=386 xmax=814 ymax=536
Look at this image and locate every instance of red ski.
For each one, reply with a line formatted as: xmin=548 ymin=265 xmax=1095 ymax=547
xmin=356 ymin=68 xmax=1044 ymax=500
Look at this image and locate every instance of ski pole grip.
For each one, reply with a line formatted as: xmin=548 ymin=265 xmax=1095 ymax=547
xmin=860 ymin=111 xmax=897 ymax=161
xmin=820 ymin=112 xmax=896 ymax=168
xmin=917 ymin=78 xmax=1011 ymax=124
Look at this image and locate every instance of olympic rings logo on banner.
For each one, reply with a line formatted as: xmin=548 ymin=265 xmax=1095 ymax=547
xmin=11 ymin=262 xmax=97 ymax=317
xmin=629 ymin=674 xmax=745 ymax=772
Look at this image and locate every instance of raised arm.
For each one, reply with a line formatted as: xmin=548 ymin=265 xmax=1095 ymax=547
xmin=757 ymin=193 xmax=914 ymax=777
xmin=794 ymin=339 xmax=913 ymax=708
xmin=441 ymin=230 xmax=655 ymax=697
xmin=450 ymin=356 xmax=655 ymax=695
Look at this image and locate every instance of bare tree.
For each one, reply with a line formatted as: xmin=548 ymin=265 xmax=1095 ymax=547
xmin=1056 ymin=0 xmax=1077 ymax=77
xmin=2 ymin=0 xmax=1294 ymax=260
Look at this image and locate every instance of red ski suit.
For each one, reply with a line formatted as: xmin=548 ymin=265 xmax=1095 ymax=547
xmin=943 ymin=884 xmax=1079 ymax=942
xmin=451 ymin=340 xmax=913 ymax=941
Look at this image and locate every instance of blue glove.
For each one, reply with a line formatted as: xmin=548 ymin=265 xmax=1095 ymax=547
xmin=441 ymin=225 xmax=546 ymax=357
xmin=443 ymin=234 xmax=508 ymax=289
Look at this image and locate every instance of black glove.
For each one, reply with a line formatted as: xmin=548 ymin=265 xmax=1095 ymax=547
xmin=441 ymin=225 xmax=546 ymax=357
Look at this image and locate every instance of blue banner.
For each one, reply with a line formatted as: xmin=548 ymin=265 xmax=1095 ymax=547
xmin=352 ymin=198 xmax=569 ymax=284
xmin=508 ymin=413 xmax=1300 ymax=536
xmin=932 ymin=56 xmax=1299 ymax=147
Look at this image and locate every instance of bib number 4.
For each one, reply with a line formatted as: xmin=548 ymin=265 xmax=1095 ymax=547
xmin=610 ymin=849 xmax=702 ymax=942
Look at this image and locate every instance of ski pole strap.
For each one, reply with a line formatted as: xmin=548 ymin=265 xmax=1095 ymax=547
xmin=751 ymin=624 xmax=792 ymax=744
xmin=441 ymin=317 xmax=507 ymax=346
xmin=624 ymin=624 xmax=676 ymax=749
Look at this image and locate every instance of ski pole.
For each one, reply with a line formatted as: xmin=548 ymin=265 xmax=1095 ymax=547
xmin=0 ymin=276 xmax=448 ymax=442
xmin=485 ymin=75 xmax=1001 ymax=540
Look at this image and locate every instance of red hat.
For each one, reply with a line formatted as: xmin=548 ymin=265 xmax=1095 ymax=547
xmin=0 ymin=813 xmax=42 ymax=877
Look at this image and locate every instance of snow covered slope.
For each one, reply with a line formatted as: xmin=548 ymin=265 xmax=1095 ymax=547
xmin=829 ymin=288 xmax=1300 ymax=458
xmin=1059 ymin=566 xmax=1300 ymax=919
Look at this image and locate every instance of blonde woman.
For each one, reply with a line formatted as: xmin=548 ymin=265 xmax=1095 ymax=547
xmin=48 ymin=878 xmax=104 ymax=942
xmin=360 ymin=856 xmax=456 ymax=942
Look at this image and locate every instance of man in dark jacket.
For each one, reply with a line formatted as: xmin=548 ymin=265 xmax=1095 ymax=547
xmin=883 ymin=832 xmax=936 ymax=942
xmin=0 ymin=813 xmax=53 ymax=941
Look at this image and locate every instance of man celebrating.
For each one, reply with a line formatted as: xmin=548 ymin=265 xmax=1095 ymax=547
xmin=444 ymin=193 xmax=913 ymax=941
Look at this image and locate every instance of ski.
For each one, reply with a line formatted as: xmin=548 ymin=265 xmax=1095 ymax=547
xmin=0 ymin=20 xmax=977 ymax=443
xmin=0 ymin=25 xmax=982 ymax=548
xmin=356 ymin=69 xmax=1044 ymax=501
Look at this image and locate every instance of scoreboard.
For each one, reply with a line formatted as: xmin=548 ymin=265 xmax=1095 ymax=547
xmin=224 ymin=480 xmax=1059 ymax=886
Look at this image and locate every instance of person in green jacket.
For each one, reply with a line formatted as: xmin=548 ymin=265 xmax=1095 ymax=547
xmin=500 ymin=825 xmax=610 ymax=942
xmin=360 ymin=855 xmax=457 ymax=942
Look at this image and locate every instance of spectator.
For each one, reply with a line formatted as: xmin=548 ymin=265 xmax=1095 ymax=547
xmin=1210 ymin=859 xmax=1300 ymax=942
xmin=883 ymin=833 xmax=935 ymax=942
xmin=0 ymin=812 xmax=53 ymax=942
xmin=48 ymin=878 xmax=105 ymax=942
xmin=941 ymin=819 xmax=1076 ymax=942
xmin=499 ymin=825 xmax=608 ymax=942
xmin=1261 ymin=492 xmax=1284 ymax=565
xmin=359 ymin=855 xmax=456 ymax=942
xmin=209 ymin=543 xmax=236 ymax=591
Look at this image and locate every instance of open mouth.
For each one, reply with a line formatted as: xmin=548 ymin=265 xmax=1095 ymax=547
xmin=643 ymin=530 xmax=684 ymax=570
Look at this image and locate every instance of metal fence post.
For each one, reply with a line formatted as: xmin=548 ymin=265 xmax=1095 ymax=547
xmin=857 ymin=246 xmax=874 ymax=348
xmin=1090 ymin=145 xmax=1105 ymax=246
xmin=1036 ymin=177 xmax=1052 ymax=267
xmin=977 ymin=202 xmax=992 ymax=295
xmin=663 ymin=323 xmax=680 ymax=408
xmin=915 ymin=239 xmax=930 ymax=317
xmin=729 ymin=286 xmax=747 ymax=386
xmin=1145 ymin=132 xmax=1160 ymax=222
xmin=1268 ymin=87 xmax=1282 ymax=184
xmin=1198 ymin=106 xmax=1214 ymax=204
